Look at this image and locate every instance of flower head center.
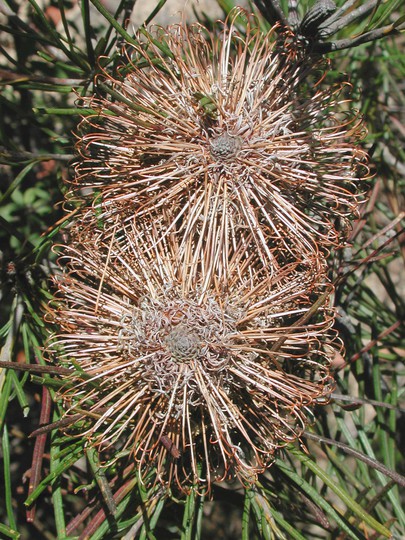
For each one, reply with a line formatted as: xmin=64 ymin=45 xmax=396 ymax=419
xmin=209 ymin=132 xmax=242 ymax=162
xmin=165 ymin=324 xmax=201 ymax=362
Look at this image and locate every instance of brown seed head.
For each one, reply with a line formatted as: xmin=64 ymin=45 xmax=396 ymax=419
xmin=46 ymin=214 xmax=337 ymax=492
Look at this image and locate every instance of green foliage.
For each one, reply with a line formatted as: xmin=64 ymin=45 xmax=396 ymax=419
xmin=0 ymin=0 xmax=404 ymax=538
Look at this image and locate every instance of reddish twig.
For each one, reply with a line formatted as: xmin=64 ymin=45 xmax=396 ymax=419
xmin=26 ymin=386 xmax=52 ymax=522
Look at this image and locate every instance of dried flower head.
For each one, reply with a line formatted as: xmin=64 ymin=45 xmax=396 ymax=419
xmin=74 ymin=10 xmax=368 ymax=263
xmin=46 ymin=214 xmax=336 ymax=492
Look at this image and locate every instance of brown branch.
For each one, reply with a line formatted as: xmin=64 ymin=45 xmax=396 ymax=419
xmin=0 ymin=360 xmax=71 ymax=376
xmin=29 ymin=414 xmax=83 ymax=438
xmin=303 ymin=431 xmax=405 ymax=488
xmin=314 ymin=24 xmax=401 ymax=53
xmin=349 ymin=320 xmax=402 ymax=364
xmin=26 ymin=387 xmax=52 ymax=522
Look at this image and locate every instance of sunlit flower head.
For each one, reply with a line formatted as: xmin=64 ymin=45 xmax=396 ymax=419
xmin=46 ymin=212 xmax=336 ymax=492
xmin=74 ymin=10 xmax=368 ymax=263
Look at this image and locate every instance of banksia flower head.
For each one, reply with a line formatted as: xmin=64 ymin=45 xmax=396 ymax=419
xmin=74 ymin=9 xmax=368 ymax=266
xmin=46 ymin=214 xmax=336 ymax=492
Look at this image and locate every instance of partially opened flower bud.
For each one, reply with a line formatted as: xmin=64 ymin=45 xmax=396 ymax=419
xmin=46 ymin=213 xmax=337 ymax=492
xmin=73 ymin=10 xmax=368 ymax=264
